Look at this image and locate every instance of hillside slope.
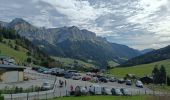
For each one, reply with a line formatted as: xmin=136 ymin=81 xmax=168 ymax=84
xmin=0 ymin=26 xmax=56 ymax=67
xmin=0 ymin=41 xmax=28 ymax=63
xmin=109 ymin=59 xmax=170 ymax=78
xmin=121 ymin=45 xmax=170 ymax=67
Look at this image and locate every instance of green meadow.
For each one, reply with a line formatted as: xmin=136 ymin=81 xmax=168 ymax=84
xmin=109 ymin=59 xmax=170 ymax=78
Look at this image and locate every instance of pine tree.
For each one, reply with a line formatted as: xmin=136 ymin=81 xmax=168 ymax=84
xmin=152 ymin=65 xmax=159 ymax=84
xmin=0 ymin=34 xmax=3 ymax=42
xmin=159 ymin=65 xmax=166 ymax=84
xmin=167 ymin=76 xmax=170 ymax=86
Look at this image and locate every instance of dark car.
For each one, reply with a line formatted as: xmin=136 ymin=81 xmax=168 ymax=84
xmin=99 ymin=77 xmax=108 ymax=83
xmin=51 ymin=69 xmax=65 ymax=76
xmin=32 ymin=67 xmax=39 ymax=71
xmin=126 ymin=80 xmax=132 ymax=85
xmin=64 ymin=73 xmax=73 ymax=79
xmin=118 ymin=79 xmax=125 ymax=84
xmin=109 ymin=77 xmax=117 ymax=82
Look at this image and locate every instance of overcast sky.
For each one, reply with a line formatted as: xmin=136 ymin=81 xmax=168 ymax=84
xmin=0 ymin=0 xmax=170 ymax=50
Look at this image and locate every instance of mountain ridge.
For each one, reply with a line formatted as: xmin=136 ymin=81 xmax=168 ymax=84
xmin=0 ymin=18 xmax=141 ymax=68
xmin=121 ymin=45 xmax=170 ymax=67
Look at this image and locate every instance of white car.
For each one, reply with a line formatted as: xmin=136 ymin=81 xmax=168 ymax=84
xmin=42 ymin=81 xmax=52 ymax=90
xmin=72 ymin=76 xmax=81 ymax=80
xmin=75 ymin=86 xmax=88 ymax=95
xmin=136 ymin=80 xmax=143 ymax=88
xmin=72 ymin=73 xmax=81 ymax=80
xmin=89 ymin=85 xmax=102 ymax=95
xmin=102 ymin=87 xmax=112 ymax=95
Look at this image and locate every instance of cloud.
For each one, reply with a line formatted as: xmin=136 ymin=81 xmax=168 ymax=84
xmin=0 ymin=0 xmax=170 ymax=50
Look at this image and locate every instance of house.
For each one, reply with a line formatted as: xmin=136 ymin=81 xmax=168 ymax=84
xmin=0 ymin=64 xmax=25 ymax=83
xmin=140 ymin=76 xmax=153 ymax=84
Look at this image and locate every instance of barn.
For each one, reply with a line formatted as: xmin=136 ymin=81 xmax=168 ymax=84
xmin=0 ymin=64 xmax=25 ymax=83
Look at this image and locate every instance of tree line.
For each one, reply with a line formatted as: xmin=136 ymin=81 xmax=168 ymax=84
xmin=152 ymin=65 xmax=170 ymax=86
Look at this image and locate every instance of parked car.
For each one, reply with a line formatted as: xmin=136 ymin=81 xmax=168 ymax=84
xmin=86 ymin=72 xmax=92 ymax=76
xmin=64 ymin=73 xmax=73 ymax=79
xmin=32 ymin=67 xmax=39 ymax=71
xmin=82 ymin=76 xmax=92 ymax=81
xmin=66 ymin=70 xmax=78 ymax=73
xmin=99 ymin=77 xmax=108 ymax=83
xmin=118 ymin=79 xmax=125 ymax=84
xmin=75 ymin=86 xmax=88 ymax=96
xmin=126 ymin=80 xmax=132 ymax=85
xmin=38 ymin=67 xmax=49 ymax=73
xmin=102 ymin=87 xmax=112 ymax=95
xmin=72 ymin=73 xmax=81 ymax=80
xmin=91 ymin=77 xmax=99 ymax=83
xmin=89 ymin=85 xmax=102 ymax=95
xmin=111 ymin=88 xmax=123 ymax=96
xmin=120 ymin=88 xmax=131 ymax=96
xmin=109 ymin=77 xmax=117 ymax=82
xmin=51 ymin=69 xmax=65 ymax=76
xmin=73 ymin=77 xmax=81 ymax=80
xmin=43 ymin=69 xmax=53 ymax=74
xmin=86 ymin=72 xmax=96 ymax=77
xmin=42 ymin=81 xmax=52 ymax=90
xmin=136 ymin=80 xmax=143 ymax=88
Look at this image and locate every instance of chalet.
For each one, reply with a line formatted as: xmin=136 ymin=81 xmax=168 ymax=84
xmin=0 ymin=64 xmax=25 ymax=83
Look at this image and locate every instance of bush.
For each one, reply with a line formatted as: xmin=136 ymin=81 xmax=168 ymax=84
xmin=0 ymin=91 xmax=4 ymax=100
xmin=0 ymin=96 xmax=4 ymax=100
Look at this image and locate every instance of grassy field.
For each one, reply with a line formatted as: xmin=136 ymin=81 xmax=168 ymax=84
xmin=108 ymin=60 xmax=119 ymax=68
xmin=53 ymin=57 xmax=95 ymax=68
xmin=147 ymin=84 xmax=170 ymax=92
xmin=0 ymin=42 xmax=28 ymax=63
xmin=49 ymin=95 xmax=165 ymax=100
xmin=108 ymin=59 xmax=170 ymax=78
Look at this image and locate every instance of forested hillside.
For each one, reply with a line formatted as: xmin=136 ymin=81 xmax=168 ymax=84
xmin=0 ymin=26 xmax=59 ymax=67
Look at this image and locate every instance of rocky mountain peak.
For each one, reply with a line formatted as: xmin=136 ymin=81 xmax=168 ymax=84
xmin=8 ymin=18 xmax=33 ymax=29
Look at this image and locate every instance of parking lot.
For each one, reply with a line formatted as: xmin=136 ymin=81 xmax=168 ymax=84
xmin=1 ymin=67 xmax=156 ymax=100
xmin=1 ymin=67 xmax=152 ymax=91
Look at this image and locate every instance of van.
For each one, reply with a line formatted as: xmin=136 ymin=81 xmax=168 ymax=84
xmin=89 ymin=85 xmax=102 ymax=95
xmin=136 ymin=80 xmax=143 ymax=88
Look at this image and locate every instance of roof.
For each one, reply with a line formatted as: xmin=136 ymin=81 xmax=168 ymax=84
xmin=0 ymin=64 xmax=26 ymax=70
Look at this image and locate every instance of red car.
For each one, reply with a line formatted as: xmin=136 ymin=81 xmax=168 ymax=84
xmin=82 ymin=76 xmax=92 ymax=81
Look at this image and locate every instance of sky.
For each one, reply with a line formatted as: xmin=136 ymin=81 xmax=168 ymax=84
xmin=0 ymin=0 xmax=170 ymax=50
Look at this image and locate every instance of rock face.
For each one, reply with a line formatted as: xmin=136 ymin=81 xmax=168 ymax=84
xmin=1 ymin=18 xmax=141 ymax=68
